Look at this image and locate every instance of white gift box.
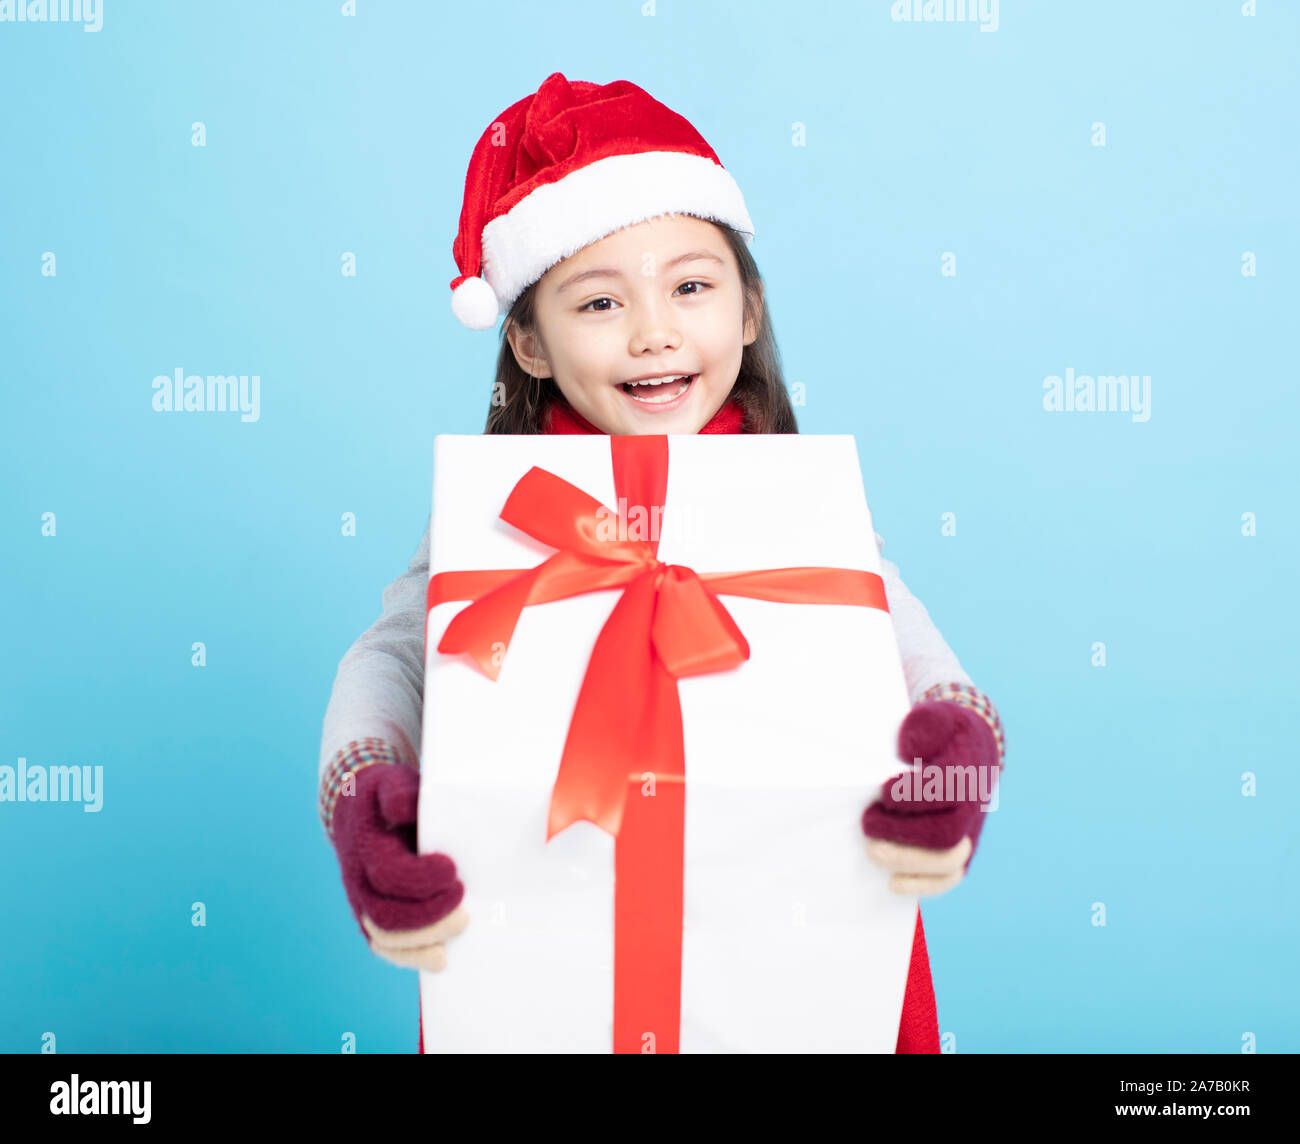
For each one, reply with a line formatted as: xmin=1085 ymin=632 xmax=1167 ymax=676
xmin=418 ymin=433 xmax=917 ymax=1053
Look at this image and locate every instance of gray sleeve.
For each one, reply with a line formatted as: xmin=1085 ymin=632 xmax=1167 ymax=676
xmin=874 ymin=531 xmax=973 ymax=703
xmin=318 ymin=517 xmax=430 ymax=784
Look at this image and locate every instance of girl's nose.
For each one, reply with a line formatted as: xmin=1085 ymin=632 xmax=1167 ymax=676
xmin=628 ymin=300 xmax=681 ymax=354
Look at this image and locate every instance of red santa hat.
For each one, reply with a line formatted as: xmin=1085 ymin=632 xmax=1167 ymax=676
xmin=448 ymin=72 xmax=755 ymax=330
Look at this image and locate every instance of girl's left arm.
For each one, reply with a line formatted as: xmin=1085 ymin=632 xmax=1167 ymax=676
xmin=873 ymin=532 xmax=1004 ymax=761
xmin=864 ymin=533 xmax=1005 ymax=895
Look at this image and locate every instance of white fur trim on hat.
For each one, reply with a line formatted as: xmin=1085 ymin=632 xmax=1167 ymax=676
xmin=479 ymin=150 xmax=754 ymax=315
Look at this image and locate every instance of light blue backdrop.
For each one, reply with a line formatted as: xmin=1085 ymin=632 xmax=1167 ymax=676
xmin=1 ymin=0 xmax=1295 ymax=1053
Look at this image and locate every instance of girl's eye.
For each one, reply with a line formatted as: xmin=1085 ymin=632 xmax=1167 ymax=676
xmin=675 ymin=280 xmax=710 ymax=297
xmin=578 ymin=282 xmax=712 ymax=313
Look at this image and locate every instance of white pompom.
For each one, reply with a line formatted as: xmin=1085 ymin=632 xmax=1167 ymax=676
xmin=451 ymin=276 xmax=499 ymax=330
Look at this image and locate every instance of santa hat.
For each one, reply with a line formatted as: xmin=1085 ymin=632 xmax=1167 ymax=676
xmin=448 ymin=72 xmax=755 ymax=330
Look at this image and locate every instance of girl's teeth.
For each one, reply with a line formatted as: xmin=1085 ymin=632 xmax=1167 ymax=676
xmin=625 ymin=376 xmax=692 ymax=403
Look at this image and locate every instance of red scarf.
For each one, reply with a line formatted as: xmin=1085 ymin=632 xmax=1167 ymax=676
xmin=543 ymin=393 xmax=747 ymax=434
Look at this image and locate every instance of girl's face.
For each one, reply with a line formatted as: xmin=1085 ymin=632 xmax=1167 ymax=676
xmin=506 ymin=214 xmax=760 ymax=435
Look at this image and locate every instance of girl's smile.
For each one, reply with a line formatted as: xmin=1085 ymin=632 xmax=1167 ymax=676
xmin=618 ymin=372 xmax=697 ymax=410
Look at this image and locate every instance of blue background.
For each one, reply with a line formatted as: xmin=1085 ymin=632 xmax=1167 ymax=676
xmin=1 ymin=0 xmax=1295 ymax=1053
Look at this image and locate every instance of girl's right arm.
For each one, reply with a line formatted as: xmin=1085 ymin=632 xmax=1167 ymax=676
xmin=318 ymin=517 xmax=430 ymax=838
xmin=319 ymin=516 xmax=466 ymax=969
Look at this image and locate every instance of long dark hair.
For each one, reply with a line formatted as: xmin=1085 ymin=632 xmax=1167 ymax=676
xmin=482 ymin=219 xmax=798 ymax=435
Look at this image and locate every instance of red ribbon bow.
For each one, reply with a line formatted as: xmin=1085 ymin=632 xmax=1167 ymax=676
xmin=426 ymin=435 xmax=889 ymax=1052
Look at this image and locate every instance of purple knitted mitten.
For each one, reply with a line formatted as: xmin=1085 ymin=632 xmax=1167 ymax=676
xmin=861 ymin=700 xmax=1002 ymax=872
xmin=331 ymin=762 xmax=464 ymax=941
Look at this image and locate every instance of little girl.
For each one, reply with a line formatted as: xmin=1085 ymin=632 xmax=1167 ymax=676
xmin=318 ymin=72 xmax=1005 ymax=1054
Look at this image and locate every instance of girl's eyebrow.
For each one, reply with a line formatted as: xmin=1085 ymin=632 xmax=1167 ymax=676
xmin=555 ymin=250 xmax=724 ymax=294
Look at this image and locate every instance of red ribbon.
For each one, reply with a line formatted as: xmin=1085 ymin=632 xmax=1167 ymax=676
xmin=426 ymin=434 xmax=889 ymax=1052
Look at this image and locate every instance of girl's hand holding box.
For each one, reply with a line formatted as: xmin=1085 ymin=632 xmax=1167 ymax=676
xmin=862 ymin=699 xmax=1003 ymax=897
xmin=330 ymin=760 xmax=469 ymax=971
